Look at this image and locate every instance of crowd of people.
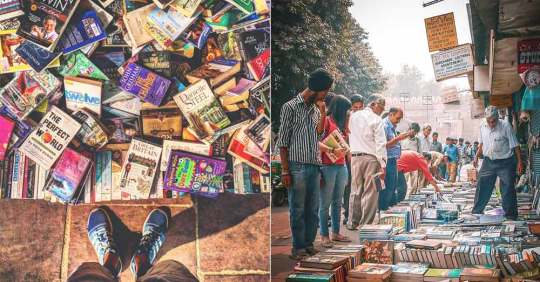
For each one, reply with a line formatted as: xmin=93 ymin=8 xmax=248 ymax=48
xmin=277 ymin=68 xmax=523 ymax=260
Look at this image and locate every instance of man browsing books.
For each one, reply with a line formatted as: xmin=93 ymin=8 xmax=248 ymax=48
xmin=397 ymin=150 xmax=442 ymax=201
xmin=276 ymin=68 xmax=333 ymax=260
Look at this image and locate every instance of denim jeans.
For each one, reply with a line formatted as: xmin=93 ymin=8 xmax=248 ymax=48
xmin=396 ymin=172 xmax=407 ymax=202
xmin=379 ymin=158 xmax=397 ymax=210
xmin=472 ymin=156 xmax=518 ymax=219
xmin=289 ymin=162 xmax=321 ymax=250
xmin=342 ymin=161 xmax=352 ymax=221
xmin=319 ymin=164 xmax=348 ymax=236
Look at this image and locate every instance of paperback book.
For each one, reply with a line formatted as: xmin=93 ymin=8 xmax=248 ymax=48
xmin=228 ymin=124 xmax=270 ymax=173
xmin=185 ymin=58 xmax=242 ymax=87
xmin=58 ymin=9 xmax=107 ymax=53
xmin=141 ymin=102 xmax=183 ymax=140
xmin=64 ymin=76 xmax=103 ymax=116
xmin=58 ymin=51 xmax=109 ymax=81
xmin=119 ymin=138 xmax=162 ymax=198
xmin=225 ymin=0 xmax=253 ymax=14
xmin=170 ymin=0 xmax=202 ymax=17
xmin=122 ymin=3 xmax=155 ymax=47
xmin=0 ymin=115 xmax=15 ymax=161
xmin=147 ymin=5 xmax=199 ymax=40
xmin=44 ymin=148 xmax=91 ymax=203
xmin=0 ymin=0 xmax=23 ymax=22
xmin=244 ymin=114 xmax=270 ymax=151
xmin=14 ymin=40 xmax=62 ymax=72
xmin=119 ymin=63 xmax=171 ymax=106
xmin=161 ymin=140 xmax=212 ymax=172
xmin=72 ymin=109 xmax=109 ymax=150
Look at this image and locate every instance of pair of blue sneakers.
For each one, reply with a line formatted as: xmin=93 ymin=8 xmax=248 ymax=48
xmin=87 ymin=208 xmax=168 ymax=278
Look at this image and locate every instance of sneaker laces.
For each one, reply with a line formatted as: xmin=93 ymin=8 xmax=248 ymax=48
xmin=91 ymin=226 xmax=117 ymax=264
xmin=137 ymin=228 xmax=163 ymax=263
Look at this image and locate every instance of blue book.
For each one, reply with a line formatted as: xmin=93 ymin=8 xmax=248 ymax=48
xmin=15 ymin=41 xmax=61 ymax=72
xmin=58 ymin=10 xmax=107 ymax=54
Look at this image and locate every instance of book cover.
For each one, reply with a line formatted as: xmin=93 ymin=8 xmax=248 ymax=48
xmin=321 ymin=129 xmax=350 ymax=163
xmin=119 ymin=138 xmax=162 ymax=198
xmin=163 ymin=151 xmax=226 ymax=197
xmin=362 ymin=240 xmax=394 ymax=264
xmin=143 ymin=20 xmax=186 ymax=52
xmin=108 ymin=96 xmax=141 ymax=116
xmin=220 ymin=78 xmax=255 ymax=105
xmin=152 ymin=0 xmax=174 ymax=9
xmin=247 ymin=48 xmax=269 ymax=81
xmin=90 ymin=50 xmax=125 ymax=81
xmin=184 ymin=17 xmax=212 ymax=49
xmin=119 ymin=63 xmax=171 ymax=106
xmin=122 ymin=3 xmax=155 ymax=47
xmin=64 ymin=76 xmax=102 ymax=116
xmin=17 ymin=0 xmax=81 ymax=51
xmin=147 ymin=6 xmax=199 ymax=40
xmin=161 ymin=140 xmax=212 ymax=172
xmin=141 ymin=103 xmax=183 ymax=140
xmin=225 ymin=0 xmax=253 ymax=14
xmin=0 ymin=70 xmax=61 ymax=120
xmin=0 ymin=115 xmax=15 ymax=160
xmin=0 ymin=0 xmax=23 ymax=22
xmin=186 ymin=58 xmax=241 ymax=87
xmin=19 ymin=106 xmax=81 ymax=169
xmin=228 ymin=124 xmax=269 ymax=173
xmin=138 ymin=51 xmax=173 ymax=77
xmin=170 ymin=0 xmax=202 ymax=17
xmin=45 ymin=148 xmax=91 ymax=203
xmin=249 ymin=76 xmax=270 ymax=116
xmin=173 ymin=79 xmax=231 ymax=143
xmin=1 ymin=29 xmax=61 ymax=74
xmin=72 ymin=109 xmax=109 ymax=150
xmin=58 ymin=9 xmax=107 ymax=53
xmin=233 ymin=159 xmax=268 ymax=194
xmin=244 ymin=114 xmax=270 ymax=151
xmin=58 ymin=51 xmax=109 ymax=81
xmin=286 ymin=273 xmax=335 ymax=282
xmin=103 ymin=117 xmax=140 ymax=144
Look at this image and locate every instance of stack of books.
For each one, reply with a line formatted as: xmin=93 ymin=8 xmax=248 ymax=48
xmin=359 ymin=224 xmax=394 ymax=240
xmin=0 ymin=0 xmax=271 ymax=202
xmin=347 ymin=263 xmax=392 ymax=282
xmin=390 ymin=262 xmax=429 ymax=282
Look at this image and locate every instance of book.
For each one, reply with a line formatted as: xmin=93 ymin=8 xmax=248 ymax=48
xmin=107 ymin=96 xmax=141 ymax=116
xmin=72 ymin=109 xmax=109 ymax=150
xmin=58 ymin=51 xmax=109 ymax=81
xmin=225 ymin=0 xmax=253 ymax=14
xmin=64 ymin=76 xmax=103 ymax=116
xmin=348 ymin=263 xmax=393 ymax=279
xmin=122 ymin=3 xmax=155 ymax=47
xmin=44 ymin=148 xmax=91 ymax=203
xmin=0 ymin=0 xmax=23 ymax=22
xmin=423 ymin=268 xmax=462 ymax=281
xmin=119 ymin=63 xmax=171 ymax=106
xmin=143 ymin=20 xmax=186 ymax=52
xmin=249 ymin=76 xmax=270 ymax=116
xmin=138 ymin=51 xmax=174 ymax=77
xmin=163 ymin=151 xmax=226 ymax=197
xmin=119 ymin=138 xmax=161 ymax=198
xmin=173 ymin=79 xmax=231 ymax=143
xmin=103 ymin=117 xmax=140 ymax=144
xmin=246 ymin=48 xmax=269 ymax=81
xmin=244 ymin=114 xmax=270 ymax=151
xmin=140 ymin=102 xmax=183 ymax=140
xmin=184 ymin=17 xmax=212 ymax=49
xmin=57 ymin=9 xmax=107 ymax=53
xmin=232 ymin=159 xmax=269 ymax=193
xmin=0 ymin=70 xmax=61 ymax=120
xmin=186 ymin=58 xmax=242 ymax=87
xmin=147 ymin=5 xmax=199 ymax=40
xmin=253 ymin=0 xmax=269 ymax=15
xmin=219 ymin=78 xmax=255 ymax=105
xmin=19 ymin=106 xmax=81 ymax=169
xmin=362 ymin=240 xmax=394 ymax=264
xmin=152 ymin=0 xmax=174 ymax=9
xmin=169 ymin=0 xmax=202 ymax=17
xmin=299 ymin=255 xmax=349 ymax=271
xmin=14 ymin=40 xmax=62 ymax=72
xmin=286 ymin=273 xmax=335 ymax=282
xmin=321 ymin=128 xmax=349 ymax=163
xmin=17 ymin=0 xmax=81 ymax=51
xmin=227 ymin=124 xmax=269 ymax=173
xmin=0 ymin=115 xmax=15 ymax=161
xmin=405 ymin=240 xmax=443 ymax=250
xmin=160 ymin=140 xmax=212 ymax=172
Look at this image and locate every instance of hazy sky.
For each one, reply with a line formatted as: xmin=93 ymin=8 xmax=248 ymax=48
xmin=350 ymin=0 xmax=472 ymax=85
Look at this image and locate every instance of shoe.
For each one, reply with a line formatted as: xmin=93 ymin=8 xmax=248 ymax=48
xmin=87 ymin=208 xmax=122 ymax=277
xmin=131 ymin=209 xmax=169 ymax=278
xmin=305 ymin=246 xmax=320 ymax=256
xmin=346 ymin=224 xmax=358 ymax=231
xmin=289 ymin=249 xmax=308 ymax=260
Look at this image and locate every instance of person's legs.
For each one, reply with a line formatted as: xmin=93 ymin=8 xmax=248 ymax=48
xmin=85 ymin=208 xmax=122 ymax=278
xmin=472 ymin=158 xmax=497 ymax=214
xmin=380 ymin=158 xmax=397 ymax=209
xmin=496 ymin=157 xmax=518 ymax=219
xmin=396 ymin=172 xmax=407 ymax=202
xmin=138 ymin=260 xmax=198 ymax=282
xmin=131 ymin=209 xmax=169 ymax=279
xmin=331 ymin=164 xmax=348 ymax=236
xmin=319 ymin=166 xmax=337 ymax=240
xmin=449 ymin=162 xmax=457 ymax=182
xmin=348 ymin=156 xmax=365 ymax=229
xmin=288 ymin=162 xmax=308 ymax=254
xmin=342 ymin=161 xmax=352 ymax=224
xmin=304 ymin=164 xmax=321 ymax=252
xmin=359 ymin=156 xmax=381 ymax=225
xmin=67 ymin=262 xmax=117 ymax=282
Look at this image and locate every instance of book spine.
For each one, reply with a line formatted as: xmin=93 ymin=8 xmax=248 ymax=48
xmin=5 ymin=154 xmax=13 ymax=199
xmin=21 ymin=156 xmax=29 ymax=198
xmin=103 ymin=151 xmax=112 ymax=201
xmin=17 ymin=152 xmax=25 ymax=198
xmin=95 ymin=152 xmax=103 ymax=202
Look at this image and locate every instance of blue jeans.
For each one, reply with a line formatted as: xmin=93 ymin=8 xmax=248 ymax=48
xmin=289 ymin=162 xmax=321 ymax=250
xmin=396 ymin=172 xmax=407 ymax=203
xmin=379 ymin=158 xmax=397 ymax=210
xmin=319 ymin=164 xmax=348 ymax=236
xmin=472 ymin=156 xmax=518 ymax=219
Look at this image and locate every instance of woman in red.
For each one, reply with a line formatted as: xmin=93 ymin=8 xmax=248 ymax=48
xmin=318 ymin=95 xmax=352 ymax=247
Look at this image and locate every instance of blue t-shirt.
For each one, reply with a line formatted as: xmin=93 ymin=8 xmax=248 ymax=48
xmin=384 ymin=117 xmax=401 ymax=159
xmin=444 ymin=144 xmax=459 ymax=163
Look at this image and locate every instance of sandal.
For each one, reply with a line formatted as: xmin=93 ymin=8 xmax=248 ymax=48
xmin=321 ymin=238 xmax=333 ymax=248
xmin=332 ymin=234 xmax=351 ymax=242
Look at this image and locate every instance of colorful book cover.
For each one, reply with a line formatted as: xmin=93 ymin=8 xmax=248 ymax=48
xmin=103 ymin=117 xmax=140 ymax=144
xmin=141 ymin=104 xmax=183 ymax=140
xmin=58 ymin=9 xmax=107 ymax=53
xmin=119 ymin=63 xmax=171 ymax=106
xmin=45 ymin=148 xmax=91 ymax=203
xmin=122 ymin=3 xmax=155 ymax=47
xmin=225 ymin=0 xmax=253 ymax=14
xmin=173 ymin=79 xmax=231 ymax=143
xmin=0 ymin=70 xmax=61 ymax=120
xmin=163 ymin=151 xmax=226 ymax=197
xmin=228 ymin=124 xmax=269 ymax=173
xmin=72 ymin=109 xmax=109 ymax=149
xmin=247 ymin=48 xmax=269 ymax=81
xmin=14 ymin=40 xmax=61 ymax=72
xmin=186 ymin=58 xmax=241 ymax=87
xmin=170 ymin=0 xmax=202 ymax=17
xmin=143 ymin=20 xmax=186 ymax=52
xmin=19 ymin=106 xmax=81 ymax=169
xmin=58 ymin=51 xmax=109 ymax=81
xmin=248 ymin=76 xmax=270 ymax=116
xmin=161 ymin=140 xmax=212 ymax=172
xmin=17 ymin=0 xmax=81 ymax=51
xmin=147 ymin=6 xmax=199 ymax=40
xmin=244 ymin=114 xmax=270 ymax=151
xmin=233 ymin=159 xmax=267 ymax=194
xmin=361 ymin=240 xmax=394 ymax=264
xmin=0 ymin=115 xmax=15 ymax=160
xmin=119 ymin=138 xmax=162 ymax=198
xmin=64 ymin=76 xmax=102 ymax=116
xmin=0 ymin=0 xmax=23 ymax=21
xmin=184 ymin=18 xmax=212 ymax=49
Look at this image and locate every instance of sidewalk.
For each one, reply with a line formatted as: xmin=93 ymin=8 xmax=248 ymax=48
xmin=0 ymin=194 xmax=270 ymax=282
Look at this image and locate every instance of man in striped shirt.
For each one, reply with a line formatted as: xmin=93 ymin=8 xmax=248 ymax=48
xmin=276 ymin=68 xmax=334 ymax=259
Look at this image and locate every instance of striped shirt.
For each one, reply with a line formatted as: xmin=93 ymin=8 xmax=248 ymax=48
xmin=276 ymin=94 xmax=322 ymax=165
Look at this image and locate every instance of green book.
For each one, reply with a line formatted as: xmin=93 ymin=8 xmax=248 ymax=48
xmin=286 ymin=273 xmax=334 ymax=282
xmin=225 ymin=0 xmax=254 ymax=14
xmin=424 ymin=268 xmax=462 ymax=278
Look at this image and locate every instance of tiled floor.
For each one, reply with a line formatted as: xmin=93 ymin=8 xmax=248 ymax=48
xmin=0 ymin=194 xmax=270 ymax=282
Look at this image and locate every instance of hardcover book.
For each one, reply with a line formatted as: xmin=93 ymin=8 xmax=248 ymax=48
xmin=225 ymin=0 xmax=253 ymax=14
xmin=0 ymin=70 xmax=61 ymax=120
xmin=19 ymin=106 xmax=81 ymax=169
xmin=141 ymin=102 xmax=183 ymax=140
xmin=244 ymin=114 xmax=270 ymax=151
xmin=58 ymin=51 xmax=109 ymax=81
xmin=58 ymin=9 xmax=107 ymax=53
xmin=0 ymin=0 xmax=23 ymax=22
xmin=173 ymin=79 xmax=231 ymax=143
xmin=0 ymin=115 xmax=15 ymax=160
xmin=44 ymin=148 xmax=91 ymax=203
xmin=122 ymin=3 xmax=155 ymax=47
xmin=227 ymin=124 xmax=269 ymax=173
xmin=147 ymin=6 xmax=199 ymax=40
xmin=14 ymin=39 xmax=62 ymax=72
xmin=64 ymin=76 xmax=103 ymax=116
xmin=17 ymin=0 xmax=81 ymax=51
xmin=170 ymin=0 xmax=202 ymax=17
xmin=119 ymin=138 xmax=162 ymax=198
xmin=119 ymin=63 xmax=171 ymax=106
xmin=163 ymin=151 xmax=226 ymax=197
xmin=161 ymin=140 xmax=212 ymax=172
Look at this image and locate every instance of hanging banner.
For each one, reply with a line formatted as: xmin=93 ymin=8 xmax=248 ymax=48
xmin=441 ymin=86 xmax=459 ymax=104
xmin=518 ymin=38 xmax=540 ymax=74
xmin=424 ymin=12 xmax=458 ymax=52
xmin=431 ymin=44 xmax=474 ymax=81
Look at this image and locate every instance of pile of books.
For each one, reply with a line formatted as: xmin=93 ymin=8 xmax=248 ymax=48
xmin=359 ymin=224 xmax=394 ymax=240
xmin=0 ymin=0 xmax=271 ymax=203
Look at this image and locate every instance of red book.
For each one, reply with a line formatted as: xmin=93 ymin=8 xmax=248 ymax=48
xmin=247 ymin=48 xmax=269 ymax=81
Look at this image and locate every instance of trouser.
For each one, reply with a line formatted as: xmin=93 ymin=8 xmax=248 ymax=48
xmin=378 ymin=158 xmax=397 ymax=210
xmin=447 ymin=162 xmax=457 ymax=182
xmin=439 ymin=164 xmax=447 ymax=181
xmin=289 ymin=162 xmax=321 ymax=251
xmin=348 ymin=154 xmax=380 ymax=227
xmin=319 ymin=164 xmax=348 ymax=236
xmin=395 ymin=172 xmax=407 ymax=202
xmin=343 ymin=161 xmax=352 ymax=221
xmin=472 ymin=156 xmax=518 ymax=219
xmin=67 ymin=260 xmax=198 ymax=282
xmin=405 ymin=171 xmax=419 ymax=198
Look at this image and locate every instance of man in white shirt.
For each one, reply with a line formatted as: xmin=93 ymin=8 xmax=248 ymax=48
xmin=419 ymin=124 xmax=432 ymax=153
xmin=347 ymin=94 xmax=387 ymax=229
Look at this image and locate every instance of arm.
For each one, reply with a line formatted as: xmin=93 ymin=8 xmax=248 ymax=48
xmin=507 ymin=123 xmax=523 ymax=174
xmin=418 ymin=159 xmax=439 ymax=192
xmin=387 ymin=133 xmax=408 ymax=148
xmin=374 ymin=120 xmax=388 ymax=171
xmin=473 ymin=143 xmax=483 ymax=168
xmin=276 ymin=104 xmax=294 ymax=187
xmin=316 ymin=102 xmax=326 ymax=135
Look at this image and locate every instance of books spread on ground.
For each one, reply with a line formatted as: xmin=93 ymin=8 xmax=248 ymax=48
xmin=64 ymin=76 xmax=102 ymax=116
xmin=44 ymin=148 xmax=91 ymax=203
xmin=119 ymin=138 xmax=162 ymax=199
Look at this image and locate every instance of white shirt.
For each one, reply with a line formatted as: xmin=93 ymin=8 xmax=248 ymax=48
xmin=479 ymin=119 xmax=518 ymax=160
xmin=348 ymin=107 xmax=387 ymax=168
xmin=419 ymin=135 xmax=432 ymax=152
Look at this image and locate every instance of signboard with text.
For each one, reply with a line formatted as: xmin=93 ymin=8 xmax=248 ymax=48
xmin=489 ymin=94 xmax=513 ymax=107
xmin=518 ymin=38 xmax=540 ymax=74
xmin=432 ymin=44 xmax=474 ymax=81
xmin=424 ymin=12 xmax=458 ymax=52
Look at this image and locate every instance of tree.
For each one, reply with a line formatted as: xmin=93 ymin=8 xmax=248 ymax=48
xmin=271 ymin=0 xmax=386 ymax=131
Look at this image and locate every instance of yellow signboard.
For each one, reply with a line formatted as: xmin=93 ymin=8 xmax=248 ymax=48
xmin=424 ymin=12 xmax=458 ymax=52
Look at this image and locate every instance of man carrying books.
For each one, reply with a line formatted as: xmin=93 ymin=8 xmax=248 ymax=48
xmin=276 ymin=68 xmax=334 ymax=260
xmin=472 ymin=106 xmax=523 ymax=220
xmin=347 ymin=94 xmax=387 ymax=228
